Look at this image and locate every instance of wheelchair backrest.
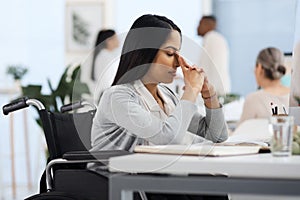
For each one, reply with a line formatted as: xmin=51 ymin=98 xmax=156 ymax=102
xmin=3 ymin=97 xmax=96 ymax=160
xmin=47 ymin=110 xmax=95 ymax=159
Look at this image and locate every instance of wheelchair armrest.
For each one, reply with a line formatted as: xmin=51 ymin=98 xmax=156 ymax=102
xmin=62 ymin=150 xmax=132 ymax=161
xmin=47 ymin=150 xmax=132 ymax=191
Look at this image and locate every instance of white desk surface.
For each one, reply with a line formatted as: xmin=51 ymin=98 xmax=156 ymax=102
xmin=109 ymin=153 xmax=300 ymax=179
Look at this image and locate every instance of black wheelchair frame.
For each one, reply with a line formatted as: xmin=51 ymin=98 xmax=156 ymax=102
xmin=2 ymin=97 xmax=131 ymax=200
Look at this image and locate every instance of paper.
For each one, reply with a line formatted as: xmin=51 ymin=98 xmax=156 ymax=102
xmin=223 ymin=119 xmax=271 ymax=147
xmin=134 ymin=144 xmax=261 ymax=157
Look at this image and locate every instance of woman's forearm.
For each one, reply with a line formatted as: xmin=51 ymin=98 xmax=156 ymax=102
xmin=181 ymin=86 xmax=200 ymax=103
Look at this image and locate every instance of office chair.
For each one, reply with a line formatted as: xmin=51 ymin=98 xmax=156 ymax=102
xmin=2 ymin=97 xmax=131 ymax=200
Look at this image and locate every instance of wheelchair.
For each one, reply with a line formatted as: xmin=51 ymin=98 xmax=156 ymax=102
xmin=3 ymin=97 xmax=230 ymax=200
xmin=2 ymin=97 xmax=131 ymax=200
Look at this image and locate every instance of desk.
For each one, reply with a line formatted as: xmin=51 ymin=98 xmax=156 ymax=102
xmin=108 ymin=153 xmax=300 ymax=200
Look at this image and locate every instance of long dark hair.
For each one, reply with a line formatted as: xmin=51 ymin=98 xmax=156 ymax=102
xmin=112 ymin=14 xmax=181 ymax=85
xmin=91 ymin=29 xmax=116 ymax=81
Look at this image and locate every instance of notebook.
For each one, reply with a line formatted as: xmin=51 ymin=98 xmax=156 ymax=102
xmin=134 ymin=144 xmax=261 ymax=157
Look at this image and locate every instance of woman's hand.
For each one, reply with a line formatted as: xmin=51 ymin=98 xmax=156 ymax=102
xmin=176 ymin=53 xmax=220 ymax=108
xmin=176 ymin=53 xmax=205 ymax=94
xmin=201 ymin=76 xmax=215 ymax=98
xmin=200 ymin=76 xmax=220 ymax=108
xmin=176 ymin=53 xmax=205 ymax=102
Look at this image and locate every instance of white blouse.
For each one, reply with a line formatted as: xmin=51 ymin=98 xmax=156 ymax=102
xmin=91 ymin=80 xmax=228 ymax=152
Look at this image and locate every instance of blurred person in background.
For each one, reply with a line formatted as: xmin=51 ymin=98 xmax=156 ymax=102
xmin=81 ymin=29 xmax=120 ymax=104
xmin=90 ymin=29 xmax=120 ymax=82
xmin=197 ymin=15 xmax=231 ymax=95
xmin=238 ymin=47 xmax=290 ymax=126
xmin=91 ymin=29 xmax=120 ymax=103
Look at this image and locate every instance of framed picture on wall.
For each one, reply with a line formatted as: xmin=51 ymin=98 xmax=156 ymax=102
xmin=65 ymin=1 xmax=104 ymax=52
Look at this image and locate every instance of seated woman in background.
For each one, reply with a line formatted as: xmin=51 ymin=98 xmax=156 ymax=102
xmin=238 ymin=47 xmax=290 ymax=126
xmin=90 ymin=14 xmax=228 ymax=200
xmin=89 ymin=29 xmax=120 ymax=103
xmin=91 ymin=29 xmax=120 ymax=82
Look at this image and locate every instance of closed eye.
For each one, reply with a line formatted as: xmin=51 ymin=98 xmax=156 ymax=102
xmin=166 ymin=51 xmax=175 ymax=57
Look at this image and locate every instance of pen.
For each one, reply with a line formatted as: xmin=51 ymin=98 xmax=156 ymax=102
xmin=274 ymin=104 xmax=278 ymax=115
xmin=283 ymin=105 xmax=287 ymax=115
xmin=270 ymin=102 xmax=275 ymax=115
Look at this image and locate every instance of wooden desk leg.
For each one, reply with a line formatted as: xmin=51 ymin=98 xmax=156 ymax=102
xmin=9 ymin=113 xmax=16 ymax=199
xmin=23 ymin=110 xmax=32 ymax=190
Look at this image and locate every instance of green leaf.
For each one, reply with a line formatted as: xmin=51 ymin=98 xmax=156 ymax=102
xmin=218 ymin=93 xmax=241 ymax=104
xmin=294 ymin=96 xmax=300 ymax=105
xmin=21 ymin=65 xmax=90 ymax=114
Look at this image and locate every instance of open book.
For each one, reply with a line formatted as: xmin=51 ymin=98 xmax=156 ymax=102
xmin=134 ymin=119 xmax=271 ymax=156
xmin=134 ymin=144 xmax=261 ymax=157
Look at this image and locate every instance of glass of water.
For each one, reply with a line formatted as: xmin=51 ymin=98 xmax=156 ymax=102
xmin=269 ymin=115 xmax=294 ymax=157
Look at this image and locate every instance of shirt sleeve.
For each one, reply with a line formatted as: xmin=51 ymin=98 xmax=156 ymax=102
xmin=100 ymin=87 xmax=198 ymax=145
xmin=188 ymin=107 xmax=228 ymax=143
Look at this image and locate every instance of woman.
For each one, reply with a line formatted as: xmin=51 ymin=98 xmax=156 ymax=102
xmin=91 ymin=29 xmax=119 ymax=81
xmin=90 ymin=14 xmax=228 ymax=200
xmin=89 ymin=29 xmax=120 ymax=103
xmin=91 ymin=14 xmax=227 ymax=151
xmin=238 ymin=47 xmax=290 ymax=125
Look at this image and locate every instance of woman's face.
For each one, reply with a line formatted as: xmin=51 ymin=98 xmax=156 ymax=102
xmin=143 ymin=30 xmax=181 ymax=84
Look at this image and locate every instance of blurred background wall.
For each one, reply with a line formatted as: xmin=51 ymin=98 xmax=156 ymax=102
xmin=0 ymin=0 xmax=298 ymax=199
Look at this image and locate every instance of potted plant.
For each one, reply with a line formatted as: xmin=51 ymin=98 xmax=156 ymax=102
xmin=6 ymin=65 xmax=28 ymax=91
xmin=6 ymin=65 xmax=28 ymax=80
xmin=218 ymin=93 xmax=241 ymax=105
xmin=294 ymin=96 xmax=300 ymax=106
xmin=21 ymin=64 xmax=90 ymax=125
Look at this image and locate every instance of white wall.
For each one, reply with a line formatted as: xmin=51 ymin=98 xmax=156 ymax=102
xmin=0 ymin=0 xmax=65 ymax=93
xmin=114 ymin=0 xmax=202 ymax=42
xmin=0 ymin=1 xmax=64 ymax=199
xmin=213 ymin=0 xmax=297 ymax=96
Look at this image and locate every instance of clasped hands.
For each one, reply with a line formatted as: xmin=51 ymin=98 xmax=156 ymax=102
xmin=175 ymin=53 xmax=215 ymax=99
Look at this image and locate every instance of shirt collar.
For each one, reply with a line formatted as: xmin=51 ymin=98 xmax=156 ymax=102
xmin=133 ymin=80 xmax=161 ymax=112
xmin=158 ymin=85 xmax=175 ymax=115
